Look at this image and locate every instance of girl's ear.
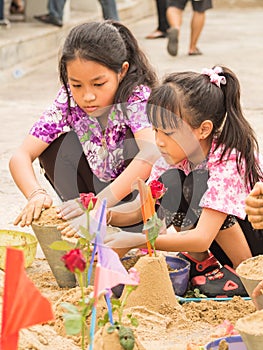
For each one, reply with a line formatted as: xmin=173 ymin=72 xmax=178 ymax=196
xmin=120 ymin=61 xmax=129 ymax=81
xmin=199 ymin=120 xmax=213 ymax=140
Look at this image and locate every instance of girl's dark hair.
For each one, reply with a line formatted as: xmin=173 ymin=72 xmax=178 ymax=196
xmin=147 ymin=66 xmax=263 ymax=188
xmin=59 ymin=20 xmax=157 ymax=106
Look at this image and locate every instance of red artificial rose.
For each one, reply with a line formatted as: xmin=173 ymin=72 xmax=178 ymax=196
xmin=80 ymin=192 xmax=97 ymax=209
xmin=61 ymin=248 xmax=86 ymax=273
xmin=149 ymin=180 xmax=167 ymax=200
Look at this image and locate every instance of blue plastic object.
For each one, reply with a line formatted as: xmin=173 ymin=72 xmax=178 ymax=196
xmin=165 ymin=255 xmax=190 ymax=296
xmin=204 ymin=335 xmax=247 ymax=350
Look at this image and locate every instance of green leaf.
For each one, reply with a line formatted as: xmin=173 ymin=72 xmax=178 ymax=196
xmin=60 ymin=302 xmax=79 ymax=314
xmin=130 ymin=318 xmax=139 ymax=327
xmin=107 ymin=325 xmax=116 ymax=334
xmin=63 ymin=313 xmax=82 ymax=335
xmin=143 ymin=213 xmax=163 ymax=248
xmin=49 ymin=240 xmax=74 ymax=251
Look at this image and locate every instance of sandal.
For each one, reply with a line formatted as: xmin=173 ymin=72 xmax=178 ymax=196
xmin=146 ymin=30 xmax=167 ymax=39
xmin=191 ymin=265 xmax=248 ymax=298
xmin=10 ymin=1 xmax=24 ymax=14
xmin=188 ymin=48 xmax=202 ymax=56
xmin=177 ymin=252 xmax=220 ymax=279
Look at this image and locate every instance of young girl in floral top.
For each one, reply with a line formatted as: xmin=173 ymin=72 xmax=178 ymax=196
xmin=105 ymin=66 xmax=263 ymax=297
xmin=9 ymin=20 xmax=159 ymax=227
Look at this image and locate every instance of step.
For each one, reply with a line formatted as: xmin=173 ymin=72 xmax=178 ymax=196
xmin=0 ymin=0 xmax=155 ymax=83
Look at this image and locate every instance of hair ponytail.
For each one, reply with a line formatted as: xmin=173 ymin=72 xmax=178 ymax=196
xmin=215 ymin=66 xmax=263 ymax=187
xmin=111 ymin=21 xmax=158 ymax=102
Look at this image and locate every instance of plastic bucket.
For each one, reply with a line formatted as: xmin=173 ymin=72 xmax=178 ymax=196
xmin=0 ymin=229 xmax=37 ymax=269
xmin=204 ymin=335 xmax=247 ymax=350
xmin=165 ymin=255 xmax=190 ymax=296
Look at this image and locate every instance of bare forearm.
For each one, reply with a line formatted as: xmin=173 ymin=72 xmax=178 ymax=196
xmin=9 ymin=153 xmax=43 ymax=198
xmin=155 ymin=229 xmax=212 ymax=253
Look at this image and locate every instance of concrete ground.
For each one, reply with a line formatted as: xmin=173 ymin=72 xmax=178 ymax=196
xmin=0 ymin=5 xmax=263 ymax=258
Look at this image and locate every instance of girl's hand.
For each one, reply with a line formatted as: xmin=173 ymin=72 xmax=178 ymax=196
xmin=252 ymin=280 xmax=263 ymax=310
xmin=245 ymin=182 xmax=263 ymax=229
xmin=58 ymin=212 xmax=87 ymax=238
xmin=14 ymin=192 xmax=52 ymax=227
xmin=57 ymin=198 xmax=84 ymax=220
xmin=104 ymin=230 xmax=146 ymax=250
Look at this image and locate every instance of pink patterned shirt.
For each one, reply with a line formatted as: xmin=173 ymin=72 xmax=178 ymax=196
xmin=148 ymin=139 xmax=263 ymax=219
xmin=30 ymin=85 xmax=151 ymax=182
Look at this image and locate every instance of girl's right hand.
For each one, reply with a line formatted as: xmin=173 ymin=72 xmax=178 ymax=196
xmin=14 ymin=192 xmax=53 ymax=227
xmin=57 ymin=198 xmax=85 ymax=220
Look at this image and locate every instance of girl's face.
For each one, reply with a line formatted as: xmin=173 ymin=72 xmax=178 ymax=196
xmin=154 ymin=122 xmax=206 ymax=165
xmin=67 ymin=58 xmax=127 ymax=116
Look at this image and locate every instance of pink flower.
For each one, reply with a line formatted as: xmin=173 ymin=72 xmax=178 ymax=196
xmin=149 ymin=180 xmax=167 ymax=200
xmin=61 ymin=248 xmax=86 ymax=273
xmin=80 ymin=192 xmax=97 ymax=210
xmin=128 ymin=267 xmax=140 ymax=284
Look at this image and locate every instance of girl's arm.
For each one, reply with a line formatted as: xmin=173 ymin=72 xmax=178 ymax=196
xmin=105 ymin=208 xmax=227 ymax=254
xmin=245 ymin=182 xmax=263 ymax=229
xmin=154 ymin=208 xmax=227 ymax=252
xmin=9 ymin=135 xmax=53 ymax=226
xmin=97 ymin=127 xmax=160 ymax=207
xmin=108 ymin=196 xmax=142 ymax=227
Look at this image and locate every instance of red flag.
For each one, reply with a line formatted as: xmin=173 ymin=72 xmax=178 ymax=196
xmin=1 ymin=248 xmax=54 ymax=350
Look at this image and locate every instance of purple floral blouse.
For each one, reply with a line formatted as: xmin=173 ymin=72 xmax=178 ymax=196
xmin=148 ymin=139 xmax=263 ymax=220
xmin=30 ymin=85 xmax=152 ymax=182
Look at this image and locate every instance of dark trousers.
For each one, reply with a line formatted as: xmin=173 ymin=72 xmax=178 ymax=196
xmin=157 ymin=168 xmax=263 ymax=266
xmin=39 ymin=129 xmax=139 ymax=201
xmin=156 ymin=0 xmax=169 ymax=33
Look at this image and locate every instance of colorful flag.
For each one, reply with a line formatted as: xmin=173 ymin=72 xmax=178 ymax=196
xmin=0 ymin=248 xmax=54 ymax=350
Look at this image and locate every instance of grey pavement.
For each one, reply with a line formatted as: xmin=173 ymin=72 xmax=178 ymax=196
xmin=0 ymin=5 xmax=263 ymax=249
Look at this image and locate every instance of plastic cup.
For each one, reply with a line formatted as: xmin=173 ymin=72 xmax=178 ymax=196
xmin=204 ymin=335 xmax=247 ymax=350
xmin=165 ymin=255 xmax=190 ymax=296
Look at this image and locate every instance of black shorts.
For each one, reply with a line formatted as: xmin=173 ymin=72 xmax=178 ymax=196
xmin=168 ymin=0 xmax=213 ymax=12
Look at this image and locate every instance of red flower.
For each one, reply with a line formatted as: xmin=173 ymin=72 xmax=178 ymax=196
xmin=80 ymin=192 xmax=97 ymax=210
xmin=149 ymin=180 xmax=167 ymax=200
xmin=61 ymin=249 xmax=86 ymax=273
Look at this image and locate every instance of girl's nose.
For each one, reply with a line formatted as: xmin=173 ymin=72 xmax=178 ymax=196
xmin=83 ymin=91 xmax=96 ymax=102
xmin=155 ymin=133 xmax=164 ymax=147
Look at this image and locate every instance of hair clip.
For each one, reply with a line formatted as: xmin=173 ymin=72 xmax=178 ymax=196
xmin=201 ymin=66 xmax=226 ymax=88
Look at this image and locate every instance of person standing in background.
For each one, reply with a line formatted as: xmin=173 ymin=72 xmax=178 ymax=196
xmin=166 ymin=0 xmax=212 ymax=56
xmin=0 ymin=0 xmax=11 ymax=27
xmin=146 ymin=0 xmax=169 ymax=39
xmin=34 ymin=0 xmax=66 ymax=27
xmin=98 ymin=0 xmax=119 ymax=20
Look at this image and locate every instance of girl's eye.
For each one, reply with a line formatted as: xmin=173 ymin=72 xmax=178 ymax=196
xmin=94 ymin=82 xmax=105 ymax=87
xmin=72 ymin=84 xmax=81 ymax=88
xmin=165 ymin=131 xmax=174 ymax=137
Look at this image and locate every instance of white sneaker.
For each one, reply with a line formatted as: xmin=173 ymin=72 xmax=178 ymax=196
xmin=0 ymin=19 xmax=11 ymax=29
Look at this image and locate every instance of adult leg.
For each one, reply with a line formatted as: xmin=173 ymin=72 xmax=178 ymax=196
xmin=166 ymin=1 xmax=185 ymax=56
xmin=98 ymin=0 xmax=119 ymax=20
xmin=189 ymin=0 xmax=213 ymax=55
xmin=188 ymin=11 xmax=205 ymax=54
xmin=48 ymin=0 xmax=66 ymax=21
xmin=146 ymin=0 xmax=169 ymax=39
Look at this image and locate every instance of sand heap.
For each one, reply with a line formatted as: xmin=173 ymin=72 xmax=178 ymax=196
xmin=122 ymin=253 xmax=180 ymax=313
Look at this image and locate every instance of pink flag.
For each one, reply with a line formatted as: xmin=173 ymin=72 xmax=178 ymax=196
xmin=93 ymin=262 xmax=138 ymax=301
xmin=1 ymin=248 xmax=54 ymax=350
